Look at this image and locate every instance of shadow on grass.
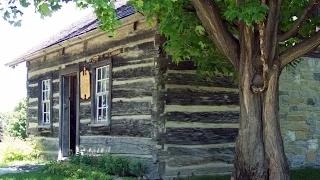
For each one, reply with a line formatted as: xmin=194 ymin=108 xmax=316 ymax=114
xmin=0 ymin=172 xmax=68 ymax=180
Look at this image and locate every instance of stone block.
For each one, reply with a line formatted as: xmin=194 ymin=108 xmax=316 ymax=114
xmin=308 ymin=139 xmax=319 ymax=150
xmin=295 ymin=131 xmax=307 ymax=141
xmin=287 ymin=130 xmax=296 ymax=141
xmin=306 ymin=151 xmax=316 ymax=162
xmin=288 ymin=98 xmax=305 ymax=104
xmin=289 ymin=106 xmax=298 ymax=112
xmin=307 ymin=98 xmax=316 ymax=105
xmin=288 ymin=123 xmax=309 ymax=132
xmin=287 ymin=116 xmax=307 ymax=122
xmin=314 ymin=73 xmax=320 ymax=81
xmin=291 ymin=155 xmax=306 ymax=167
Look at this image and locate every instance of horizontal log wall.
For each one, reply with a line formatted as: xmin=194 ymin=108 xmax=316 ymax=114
xmin=160 ymin=60 xmax=239 ymax=177
xmin=26 ymin=16 xmax=160 ymax=176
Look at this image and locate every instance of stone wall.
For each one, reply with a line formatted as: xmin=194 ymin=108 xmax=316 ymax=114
xmin=280 ymin=56 xmax=320 ymax=167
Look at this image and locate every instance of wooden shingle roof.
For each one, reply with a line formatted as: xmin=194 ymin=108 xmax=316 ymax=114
xmin=6 ymin=4 xmax=135 ymax=67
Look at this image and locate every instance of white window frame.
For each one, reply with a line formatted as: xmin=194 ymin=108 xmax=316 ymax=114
xmin=41 ymin=79 xmax=51 ymax=125
xmin=95 ymin=65 xmax=110 ymax=122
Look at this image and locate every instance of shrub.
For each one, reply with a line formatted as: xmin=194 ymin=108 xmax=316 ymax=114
xmin=40 ymin=161 xmax=113 ymax=180
xmin=1 ymin=138 xmax=41 ymax=162
xmin=69 ymin=153 xmax=148 ymax=177
xmin=129 ymin=160 xmax=148 ymax=177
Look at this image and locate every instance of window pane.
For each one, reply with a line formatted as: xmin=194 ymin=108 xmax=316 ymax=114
xmin=102 ymin=95 xmax=106 ymax=107
xmin=97 ymin=109 xmax=102 ymax=121
xmin=106 ymin=66 xmax=109 ymax=79
xmin=47 ymin=80 xmax=50 ymax=90
xmin=97 ymin=68 xmax=102 ymax=80
xmin=98 ymin=96 xmax=103 ymax=108
xmin=46 ymin=102 xmax=50 ymax=113
xmin=43 ymin=103 xmax=47 ymax=113
xmin=101 ymin=67 xmax=106 ymax=79
xmin=46 ymin=113 xmax=50 ymax=123
xmin=42 ymin=81 xmax=46 ymax=90
xmin=102 ymin=80 xmax=107 ymax=92
xmin=103 ymin=108 xmax=107 ymax=121
xmin=43 ymin=113 xmax=47 ymax=123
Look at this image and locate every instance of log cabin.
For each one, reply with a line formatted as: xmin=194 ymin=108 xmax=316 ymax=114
xmin=5 ymin=4 xmax=320 ymax=179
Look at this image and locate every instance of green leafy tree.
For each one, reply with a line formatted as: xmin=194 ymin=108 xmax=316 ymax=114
xmin=1 ymin=99 xmax=27 ymax=139
xmin=2 ymin=0 xmax=320 ymax=179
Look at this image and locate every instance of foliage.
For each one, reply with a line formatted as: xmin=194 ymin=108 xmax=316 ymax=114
xmin=40 ymin=161 xmax=113 ymax=180
xmin=1 ymin=1 xmax=319 ymax=78
xmin=1 ymin=98 xmax=27 ymax=139
xmin=68 ymin=153 xmax=148 ymax=177
xmin=0 ymin=137 xmax=41 ymax=163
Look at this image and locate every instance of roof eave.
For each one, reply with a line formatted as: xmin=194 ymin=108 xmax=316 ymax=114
xmin=5 ymin=12 xmax=144 ymax=67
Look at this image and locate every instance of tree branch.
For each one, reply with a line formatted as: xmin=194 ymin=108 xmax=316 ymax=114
xmin=189 ymin=0 xmax=240 ymax=69
xmin=265 ymin=0 xmax=281 ymax=63
xmin=278 ymin=0 xmax=319 ymax=42
xmin=280 ymin=31 xmax=320 ymax=69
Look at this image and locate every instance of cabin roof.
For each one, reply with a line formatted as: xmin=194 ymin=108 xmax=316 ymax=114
xmin=5 ymin=4 xmax=135 ymax=67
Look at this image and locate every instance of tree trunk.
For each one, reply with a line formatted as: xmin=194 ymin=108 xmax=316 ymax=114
xmin=232 ymin=60 xmax=289 ymax=180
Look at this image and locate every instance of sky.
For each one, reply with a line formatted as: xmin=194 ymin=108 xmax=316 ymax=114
xmin=0 ymin=2 xmax=93 ymax=112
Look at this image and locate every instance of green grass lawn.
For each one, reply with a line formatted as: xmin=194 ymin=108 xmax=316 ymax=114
xmin=0 ymin=172 xmax=68 ymax=180
xmin=184 ymin=168 xmax=320 ymax=180
xmin=1 ymin=168 xmax=320 ymax=180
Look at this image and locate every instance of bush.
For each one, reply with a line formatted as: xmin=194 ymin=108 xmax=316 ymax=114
xmin=1 ymin=138 xmax=41 ymax=162
xmin=129 ymin=160 xmax=148 ymax=177
xmin=69 ymin=153 xmax=148 ymax=177
xmin=40 ymin=161 xmax=113 ymax=180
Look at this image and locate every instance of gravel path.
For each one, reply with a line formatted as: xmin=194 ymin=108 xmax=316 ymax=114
xmin=0 ymin=165 xmax=43 ymax=175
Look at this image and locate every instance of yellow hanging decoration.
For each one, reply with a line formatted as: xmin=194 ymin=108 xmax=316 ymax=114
xmin=80 ymin=66 xmax=91 ymax=100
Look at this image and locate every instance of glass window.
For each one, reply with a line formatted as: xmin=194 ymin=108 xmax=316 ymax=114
xmin=42 ymin=79 xmax=51 ymax=125
xmin=95 ymin=66 xmax=109 ymax=122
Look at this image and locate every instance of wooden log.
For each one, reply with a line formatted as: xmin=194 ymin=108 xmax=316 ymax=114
xmin=112 ymin=89 xmax=153 ymax=99
xmin=28 ymin=71 xmax=59 ymax=85
xmin=164 ymin=89 xmax=239 ymax=106
xmin=163 ymin=163 xmax=233 ymax=178
xmin=123 ymin=41 xmax=156 ymax=53
xmin=34 ymin=138 xmax=59 ymax=152
xmin=112 ymin=101 xmax=151 ymax=115
xmin=113 ymin=66 xmax=154 ymax=79
xmin=80 ymin=119 xmax=152 ymax=137
xmin=28 ymin=127 xmax=59 ymax=138
xmin=80 ymin=104 xmax=92 ymax=120
xmin=113 ymin=78 xmax=155 ymax=91
xmin=113 ymin=56 xmax=154 ymax=68
xmin=166 ymin=146 xmax=234 ymax=167
xmin=164 ymin=128 xmax=238 ymax=145
xmin=29 ymin=29 xmax=157 ymax=72
xmin=165 ymin=111 xmax=239 ymax=123
xmin=166 ymin=73 xmax=237 ymax=88
xmin=167 ymin=60 xmax=196 ymax=70
xmin=80 ymin=136 xmax=155 ymax=155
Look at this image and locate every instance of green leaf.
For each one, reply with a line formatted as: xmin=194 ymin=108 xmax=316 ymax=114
xmin=39 ymin=3 xmax=51 ymax=16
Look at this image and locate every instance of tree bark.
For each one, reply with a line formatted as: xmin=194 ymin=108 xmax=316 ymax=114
xmin=232 ymin=60 xmax=289 ymax=180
